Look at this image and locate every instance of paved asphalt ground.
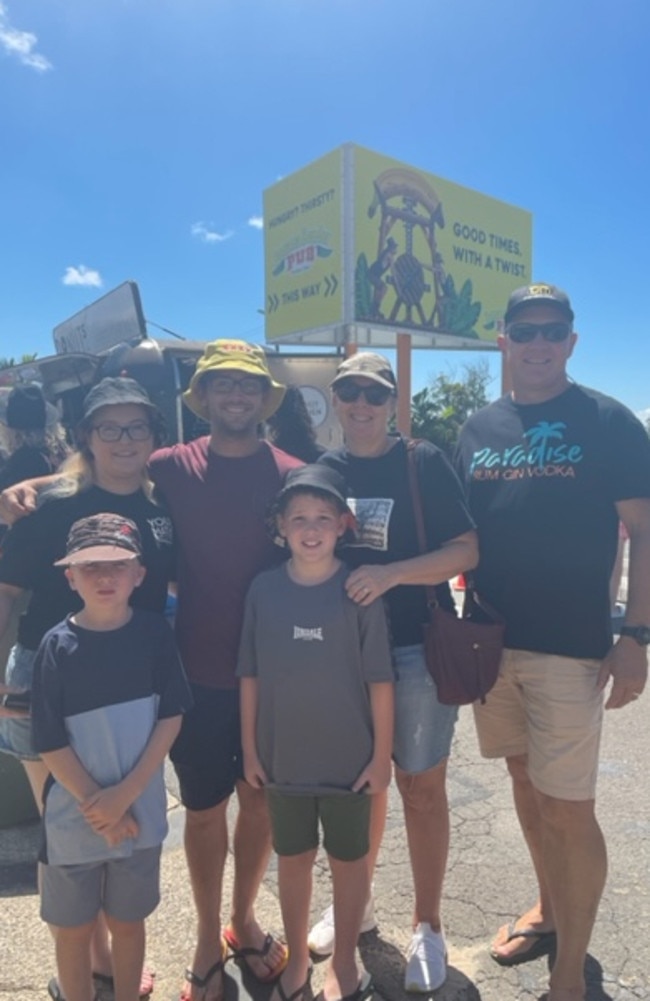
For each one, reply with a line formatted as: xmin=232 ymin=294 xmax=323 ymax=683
xmin=1 ymin=689 xmax=648 ymax=1001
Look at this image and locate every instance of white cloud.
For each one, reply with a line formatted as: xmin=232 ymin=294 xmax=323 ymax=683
xmin=248 ymin=216 xmax=264 ymax=230
xmin=0 ymin=2 xmax=52 ymax=72
xmin=638 ymin=407 xmax=650 ymax=426
xmin=191 ymin=221 xmax=234 ymax=244
xmin=62 ymin=265 xmax=103 ymax=288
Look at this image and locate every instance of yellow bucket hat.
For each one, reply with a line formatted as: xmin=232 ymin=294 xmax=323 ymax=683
xmin=183 ymin=340 xmax=286 ymax=421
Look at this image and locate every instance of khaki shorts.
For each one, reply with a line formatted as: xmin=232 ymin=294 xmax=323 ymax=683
xmin=473 ymin=648 xmax=604 ymax=801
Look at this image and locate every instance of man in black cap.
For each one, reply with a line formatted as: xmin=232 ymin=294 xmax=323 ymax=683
xmin=455 ymin=283 xmax=650 ymax=1001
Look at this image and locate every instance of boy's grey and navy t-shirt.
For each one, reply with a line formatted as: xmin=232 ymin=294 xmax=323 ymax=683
xmin=237 ymin=563 xmax=394 ymax=795
xmin=31 ymin=609 xmax=193 ymax=866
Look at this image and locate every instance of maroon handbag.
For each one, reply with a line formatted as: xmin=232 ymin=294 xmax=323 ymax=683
xmin=406 ymin=442 xmax=505 ymax=706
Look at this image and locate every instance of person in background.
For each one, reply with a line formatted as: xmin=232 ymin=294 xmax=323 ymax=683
xmin=0 ymin=384 xmax=69 ymax=492
xmin=265 ymin=384 xmax=324 ymax=463
xmin=455 ymin=283 xmax=650 ymax=1001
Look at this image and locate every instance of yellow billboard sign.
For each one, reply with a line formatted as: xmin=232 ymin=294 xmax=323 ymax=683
xmin=263 ymin=149 xmax=343 ymax=340
xmin=353 ymin=146 xmax=531 ymax=343
xmin=263 ymin=144 xmax=532 ymax=346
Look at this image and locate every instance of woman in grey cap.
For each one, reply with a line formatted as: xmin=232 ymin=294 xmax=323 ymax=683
xmin=0 ymin=377 xmax=174 ymax=999
xmin=310 ymin=352 xmax=478 ymax=994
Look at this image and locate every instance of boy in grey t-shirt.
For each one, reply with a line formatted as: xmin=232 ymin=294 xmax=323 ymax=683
xmin=238 ymin=465 xmax=394 ymax=1001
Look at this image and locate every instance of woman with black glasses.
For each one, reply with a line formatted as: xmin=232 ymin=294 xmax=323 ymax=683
xmin=309 ymin=352 xmax=477 ymax=995
xmin=0 ymin=377 xmax=173 ymax=998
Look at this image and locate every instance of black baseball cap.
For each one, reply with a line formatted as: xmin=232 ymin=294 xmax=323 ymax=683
xmin=55 ymin=513 xmax=143 ymax=566
xmin=278 ymin=464 xmax=350 ymax=509
xmin=504 ymin=283 xmax=574 ymax=326
xmin=82 ymin=377 xmax=156 ymax=421
xmin=267 ymin=464 xmax=356 ymax=547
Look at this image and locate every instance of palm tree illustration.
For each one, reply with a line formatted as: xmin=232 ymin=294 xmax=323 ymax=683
xmin=523 ymin=422 xmax=566 ymax=467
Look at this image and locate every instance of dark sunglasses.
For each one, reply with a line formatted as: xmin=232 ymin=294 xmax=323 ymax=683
xmin=334 ymin=381 xmax=394 ymax=406
xmin=506 ymin=321 xmax=572 ymax=344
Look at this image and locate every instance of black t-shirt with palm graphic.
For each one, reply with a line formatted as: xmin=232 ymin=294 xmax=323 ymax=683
xmin=455 ymin=384 xmax=650 ymax=659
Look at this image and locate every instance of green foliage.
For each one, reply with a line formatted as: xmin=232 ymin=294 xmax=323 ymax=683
xmin=0 ymin=354 xmax=38 ymax=369
xmin=439 ymin=275 xmax=481 ymax=338
xmin=411 ymin=359 xmax=493 ymax=455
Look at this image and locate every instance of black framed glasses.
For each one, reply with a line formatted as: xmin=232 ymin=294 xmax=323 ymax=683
xmin=506 ymin=321 xmax=572 ymax=344
xmin=334 ymin=381 xmax=394 ymax=406
xmin=92 ymin=421 xmax=153 ymax=442
xmin=208 ymin=375 xmax=267 ymax=396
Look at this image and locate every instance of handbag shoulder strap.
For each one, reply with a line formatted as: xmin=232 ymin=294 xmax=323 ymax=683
xmin=406 ymin=438 xmax=490 ymax=619
xmin=405 ymin=439 xmax=438 ymax=607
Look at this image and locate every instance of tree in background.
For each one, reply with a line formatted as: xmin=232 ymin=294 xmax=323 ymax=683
xmin=0 ymin=354 xmax=38 ymax=371
xmin=411 ymin=359 xmax=493 ymax=455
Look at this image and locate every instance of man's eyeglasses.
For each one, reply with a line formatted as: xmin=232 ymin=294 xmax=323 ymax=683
xmin=334 ymin=381 xmax=394 ymax=406
xmin=208 ymin=375 xmax=267 ymax=396
xmin=92 ymin=421 xmax=153 ymax=442
xmin=506 ymin=322 xmax=572 ymax=344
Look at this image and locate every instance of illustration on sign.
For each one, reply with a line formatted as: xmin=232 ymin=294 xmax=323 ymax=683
xmin=353 ymin=146 xmax=532 ymax=343
xmin=264 ymin=145 xmax=531 ymax=346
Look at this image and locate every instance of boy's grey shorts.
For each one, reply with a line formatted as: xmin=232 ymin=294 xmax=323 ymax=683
xmin=40 ymin=845 xmax=162 ymax=927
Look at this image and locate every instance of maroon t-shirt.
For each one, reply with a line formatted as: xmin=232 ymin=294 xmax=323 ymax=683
xmin=149 ymin=438 xmax=302 ymax=689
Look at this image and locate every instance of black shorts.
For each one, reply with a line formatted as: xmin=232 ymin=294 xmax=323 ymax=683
xmin=169 ymin=685 xmax=242 ymax=811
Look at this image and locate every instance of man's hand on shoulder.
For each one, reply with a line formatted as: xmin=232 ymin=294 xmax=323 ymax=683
xmin=598 ymin=636 xmax=648 ymax=709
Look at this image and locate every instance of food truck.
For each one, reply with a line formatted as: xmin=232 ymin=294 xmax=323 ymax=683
xmin=1 ymin=281 xmax=343 ymax=449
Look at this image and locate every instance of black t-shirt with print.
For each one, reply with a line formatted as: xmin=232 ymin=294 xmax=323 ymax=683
xmin=320 ymin=436 xmax=475 ymax=647
xmin=0 ymin=485 xmax=175 ymax=650
xmin=455 ymin=384 xmax=650 ymax=659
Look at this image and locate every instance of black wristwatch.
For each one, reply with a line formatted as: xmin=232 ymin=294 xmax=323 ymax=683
xmin=620 ymin=625 xmax=650 ymax=646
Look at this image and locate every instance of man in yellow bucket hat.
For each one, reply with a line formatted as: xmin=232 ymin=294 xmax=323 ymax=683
xmin=151 ymin=340 xmax=301 ymax=1001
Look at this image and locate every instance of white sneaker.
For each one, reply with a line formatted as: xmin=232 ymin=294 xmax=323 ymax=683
xmin=404 ymin=922 xmax=447 ymax=993
xmin=307 ymin=895 xmax=377 ymax=957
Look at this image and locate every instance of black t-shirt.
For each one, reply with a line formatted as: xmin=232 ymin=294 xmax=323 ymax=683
xmin=455 ymin=384 xmax=650 ymax=659
xmin=0 ymin=485 xmax=175 ymax=650
xmin=320 ymin=436 xmax=475 ymax=647
xmin=0 ymin=445 xmax=54 ymax=491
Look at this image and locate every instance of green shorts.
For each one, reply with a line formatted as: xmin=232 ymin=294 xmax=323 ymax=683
xmin=266 ymin=789 xmax=371 ymax=862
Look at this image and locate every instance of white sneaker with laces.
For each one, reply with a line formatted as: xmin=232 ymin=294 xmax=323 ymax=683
xmin=404 ymin=922 xmax=447 ymax=993
xmin=307 ymin=894 xmax=377 ymax=957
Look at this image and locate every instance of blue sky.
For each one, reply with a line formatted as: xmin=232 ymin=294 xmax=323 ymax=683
xmin=2 ymin=0 xmax=649 ymax=416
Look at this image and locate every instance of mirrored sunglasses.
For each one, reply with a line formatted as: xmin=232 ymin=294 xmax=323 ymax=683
xmin=334 ymin=381 xmax=394 ymax=406
xmin=506 ymin=322 xmax=572 ymax=344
